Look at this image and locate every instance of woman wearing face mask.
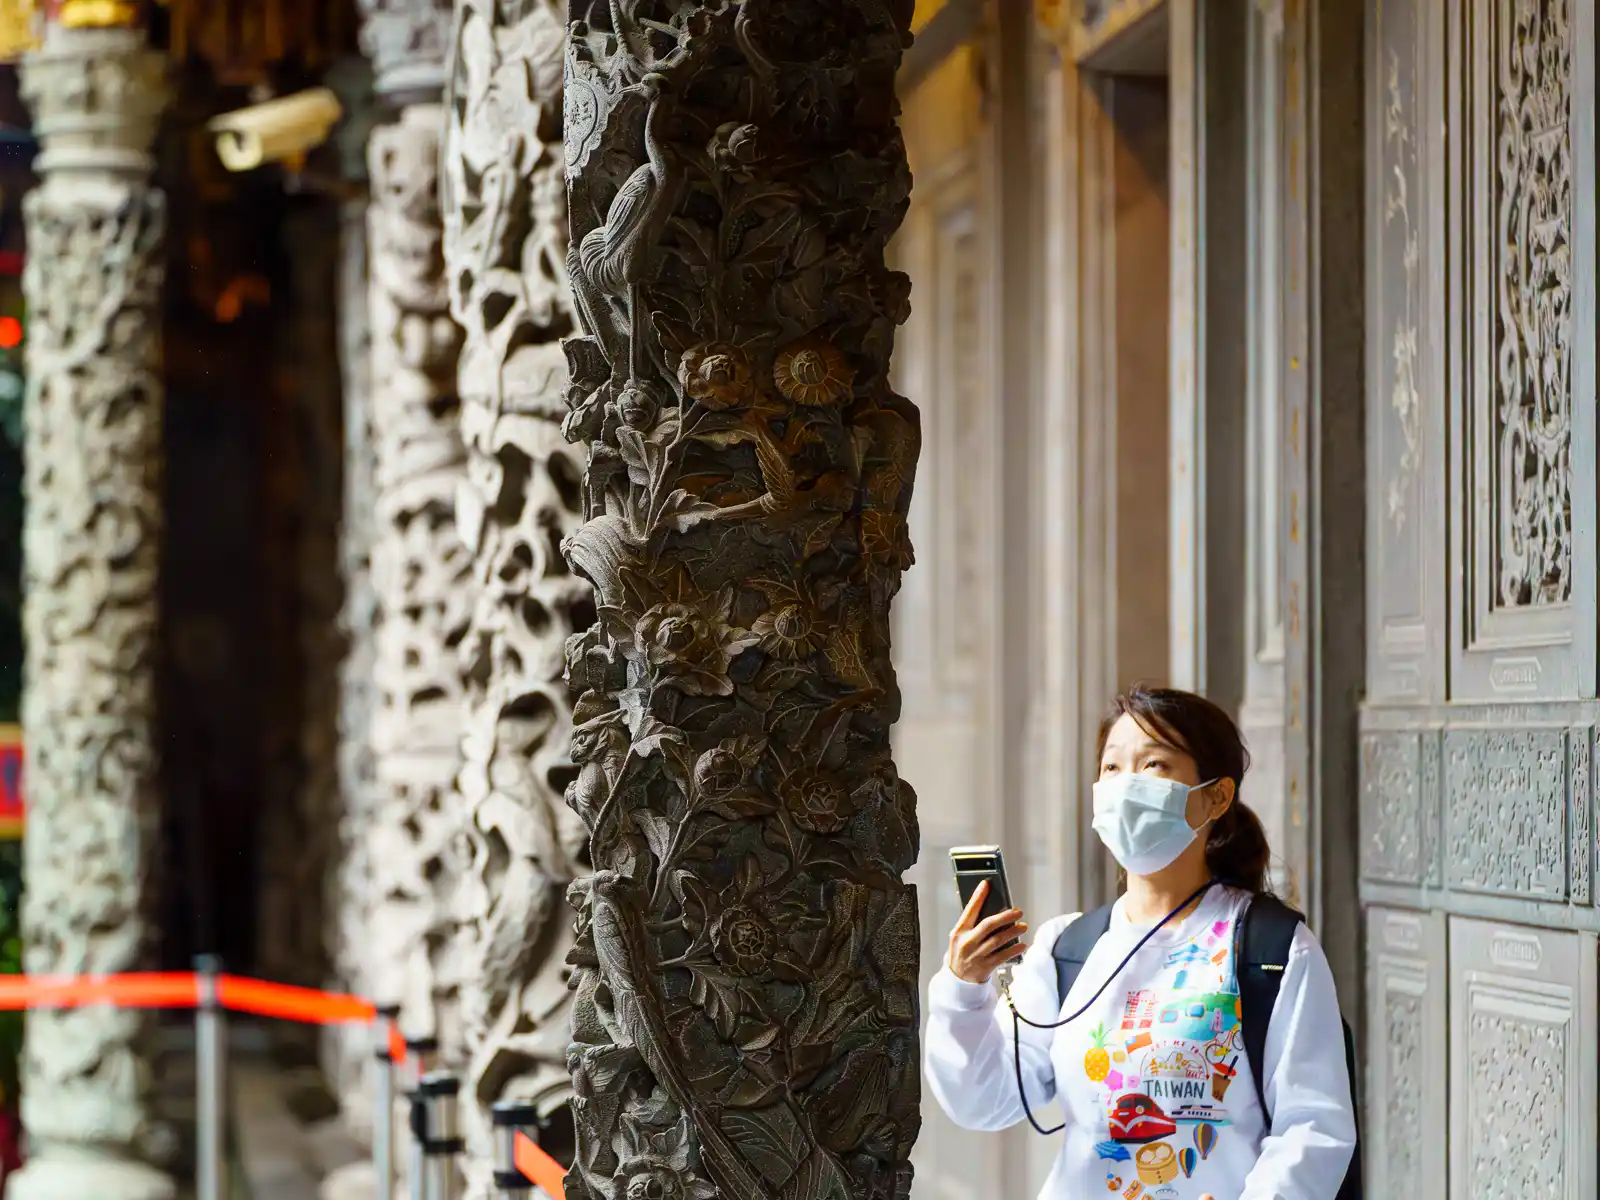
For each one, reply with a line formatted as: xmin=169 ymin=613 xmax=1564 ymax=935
xmin=923 ymin=686 xmax=1357 ymax=1200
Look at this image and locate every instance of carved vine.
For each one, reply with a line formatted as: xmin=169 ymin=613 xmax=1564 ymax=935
xmin=1494 ymin=0 xmax=1571 ymax=608
xmin=442 ymin=0 xmax=591 ymax=1186
xmin=560 ymin=3 xmax=922 ymax=1198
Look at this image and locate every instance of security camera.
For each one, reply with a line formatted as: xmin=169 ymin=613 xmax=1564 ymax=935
xmin=208 ymin=88 xmax=343 ymax=173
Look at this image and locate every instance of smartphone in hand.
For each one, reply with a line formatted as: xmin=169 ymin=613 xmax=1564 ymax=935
xmin=950 ymin=844 xmax=1021 ymax=955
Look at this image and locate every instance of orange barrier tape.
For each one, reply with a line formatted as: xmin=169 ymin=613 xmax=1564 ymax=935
xmin=0 ymin=971 xmax=377 ymax=1027
xmin=216 ymin=977 xmax=376 ymax=1025
xmin=388 ymin=1024 xmax=407 ymax=1064
xmin=513 ymin=1131 xmax=567 ymax=1200
xmin=0 ymin=972 xmax=199 ymax=1011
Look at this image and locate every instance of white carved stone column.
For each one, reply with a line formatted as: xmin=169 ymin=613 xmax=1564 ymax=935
xmin=357 ymin=0 xmax=471 ymax=1053
xmin=11 ymin=16 xmax=175 ymax=1200
xmin=441 ymin=2 xmax=589 ymax=1189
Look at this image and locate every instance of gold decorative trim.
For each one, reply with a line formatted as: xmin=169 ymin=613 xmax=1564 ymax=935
xmin=56 ymin=0 xmax=142 ymax=29
xmin=0 ymin=0 xmax=40 ymax=61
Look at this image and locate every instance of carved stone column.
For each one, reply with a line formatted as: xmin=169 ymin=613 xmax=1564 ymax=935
xmin=358 ymin=0 xmax=471 ymax=1051
xmin=11 ymin=16 xmax=175 ymax=1200
xmin=441 ymin=1 xmax=590 ymax=1188
xmin=560 ymin=5 xmax=923 ymax=1197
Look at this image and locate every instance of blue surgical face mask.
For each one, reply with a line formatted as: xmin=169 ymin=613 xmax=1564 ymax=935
xmin=1091 ymin=773 xmax=1218 ymax=876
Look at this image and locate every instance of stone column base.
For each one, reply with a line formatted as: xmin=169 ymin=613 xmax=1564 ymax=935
xmin=7 ymin=1156 xmax=176 ymax=1200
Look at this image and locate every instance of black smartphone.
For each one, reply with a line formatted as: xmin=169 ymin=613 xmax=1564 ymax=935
xmin=949 ymin=845 xmax=1020 ymax=953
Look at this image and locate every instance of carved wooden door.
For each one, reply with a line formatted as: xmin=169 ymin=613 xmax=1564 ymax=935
xmin=1361 ymin=0 xmax=1599 ymax=1196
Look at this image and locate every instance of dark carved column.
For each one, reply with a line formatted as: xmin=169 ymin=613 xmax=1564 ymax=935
xmin=441 ymin=1 xmax=590 ymax=1189
xmin=560 ymin=5 xmax=923 ymax=1198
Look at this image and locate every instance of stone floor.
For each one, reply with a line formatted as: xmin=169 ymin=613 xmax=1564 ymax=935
xmin=152 ymin=1020 xmax=365 ymax=1200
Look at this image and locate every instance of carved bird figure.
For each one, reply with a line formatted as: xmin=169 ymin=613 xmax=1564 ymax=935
xmin=587 ymin=870 xmax=774 ymax=1198
xmin=568 ymin=76 xmax=679 ymax=385
xmin=706 ymin=427 xmax=857 ymax=551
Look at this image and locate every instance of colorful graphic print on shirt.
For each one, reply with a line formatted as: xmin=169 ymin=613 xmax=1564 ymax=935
xmin=1086 ymin=919 xmax=1242 ymax=1198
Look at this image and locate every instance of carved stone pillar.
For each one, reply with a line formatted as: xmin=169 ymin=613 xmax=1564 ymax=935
xmin=11 ymin=16 xmax=175 ymax=1200
xmin=441 ymin=2 xmax=589 ymax=1189
xmin=357 ymin=0 xmax=471 ymax=1051
xmin=560 ymin=5 xmax=923 ymax=1197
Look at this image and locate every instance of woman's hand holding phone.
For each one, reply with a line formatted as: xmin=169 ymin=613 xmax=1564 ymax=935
xmin=946 ymin=880 xmax=1028 ymax=984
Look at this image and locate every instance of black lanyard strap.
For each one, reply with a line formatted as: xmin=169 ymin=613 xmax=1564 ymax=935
xmin=999 ymin=879 xmax=1219 ymax=1136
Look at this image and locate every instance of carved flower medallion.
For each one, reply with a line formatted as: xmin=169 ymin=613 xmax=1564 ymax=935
xmin=779 ymin=766 xmax=854 ymax=835
xmin=614 ymin=1111 xmax=717 ymax=1200
xmin=691 ymin=735 xmax=764 ymax=803
xmin=629 ymin=594 xmax=760 ymax=696
xmin=710 ymin=904 xmax=779 ymax=976
xmin=679 ymin=341 xmax=756 ymax=411
xmin=773 ymin=337 xmax=854 ymax=406
xmin=749 ymin=578 xmax=828 ymax=659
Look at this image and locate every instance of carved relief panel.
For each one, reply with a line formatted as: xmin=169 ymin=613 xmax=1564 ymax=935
xmin=1448 ymin=916 xmax=1597 ymax=1200
xmin=1366 ymin=907 xmax=1447 ymax=1200
xmin=1366 ymin=0 xmax=1448 ymax=702
xmin=1448 ymin=0 xmax=1597 ymax=701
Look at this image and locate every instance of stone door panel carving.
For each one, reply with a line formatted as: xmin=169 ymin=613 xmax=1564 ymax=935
xmin=1442 ymin=727 xmax=1568 ymax=901
xmin=1447 ymin=0 xmax=1598 ymax=702
xmin=1365 ymin=906 xmax=1447 ymax=1200
xmin=1366 ymin=0 xmax=1448 ymax=704
xmin=1447 ymin=916 xmax=1597 ymax=1200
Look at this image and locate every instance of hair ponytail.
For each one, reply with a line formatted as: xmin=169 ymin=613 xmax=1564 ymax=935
xmin=1205 ymin=799 xmax=1271 ymax=894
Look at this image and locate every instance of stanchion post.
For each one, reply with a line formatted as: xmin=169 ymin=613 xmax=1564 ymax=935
xmin=417 ymin=1072 xmax=463 ymax=1200
xmin=195 ymin=955 xmax=226 ymax=1200
xmin=371 ymin=1005 xmax=400 ymax=1200
xmin=491 ymin=1101 xmax=538 ymax=1199
xmin=404 ymin=1036 xmax=439 ymax=1200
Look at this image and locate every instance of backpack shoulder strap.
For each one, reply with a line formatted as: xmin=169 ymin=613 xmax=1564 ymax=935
xmin=1051 ymin=903 xmax=1114 ymax=1007
xmin=1234 ymin=893 xmax=1305 ymax=1120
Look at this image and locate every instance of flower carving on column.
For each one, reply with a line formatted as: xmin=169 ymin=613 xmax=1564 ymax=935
xmin=559 ymin=2 xmax=924 ymax=1197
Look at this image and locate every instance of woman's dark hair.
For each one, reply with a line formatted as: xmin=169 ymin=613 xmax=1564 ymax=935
xmin=1095 ymin=684 xmax=1273 ymax=894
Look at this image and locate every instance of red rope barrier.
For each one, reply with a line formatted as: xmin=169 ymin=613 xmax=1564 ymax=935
xmin=513 ymin=1130 xmax=567 ymax=1200
xmin=216 ymin=977 xmax=376 ymax=1025
xmin=0 ymin=971 xmax=375 ymax=1025
xmin=0 ymin=972 xmax=200 ymax=1011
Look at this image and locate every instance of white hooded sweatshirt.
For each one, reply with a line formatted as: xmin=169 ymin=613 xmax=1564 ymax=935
xmin=923 ymin=886 xmax=1356 ymax=1200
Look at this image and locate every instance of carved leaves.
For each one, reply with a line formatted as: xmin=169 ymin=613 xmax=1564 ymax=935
xmin=560 ymin=3 xmax=920 ymax=1197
